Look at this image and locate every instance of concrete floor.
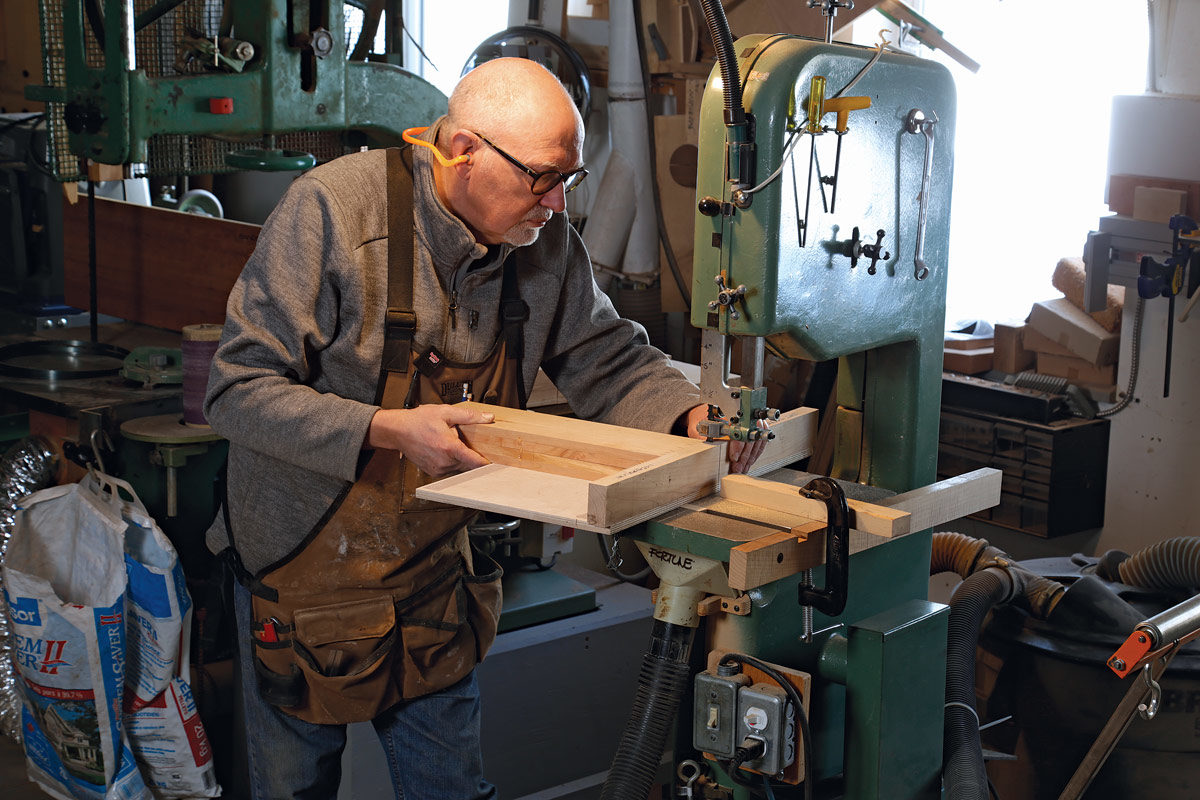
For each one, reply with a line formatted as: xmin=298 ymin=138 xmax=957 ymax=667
xmin=0 ymin=733 xmax=49 ymax=799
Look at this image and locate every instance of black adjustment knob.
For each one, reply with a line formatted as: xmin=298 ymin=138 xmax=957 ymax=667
xmin=844 ymin=226 xmax=863 ymax=267
xmin=698 ymin=196 xmax=721 ymax=217
xmin=64 ymin=101 xmax=105 ymax=135
xmin=861 ymin=229 xmax=890 ymax=275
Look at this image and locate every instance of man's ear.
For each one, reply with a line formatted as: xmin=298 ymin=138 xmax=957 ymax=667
xmin=447 ymin=129 xmax=475 ymax=169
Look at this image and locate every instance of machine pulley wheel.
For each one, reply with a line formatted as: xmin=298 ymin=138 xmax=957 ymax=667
xmin=225 ymin=148 xmax=317 ymax=172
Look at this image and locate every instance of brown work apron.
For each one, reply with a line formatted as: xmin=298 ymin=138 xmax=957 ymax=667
xmin=234 ymin=147 xmax=527 ymax=725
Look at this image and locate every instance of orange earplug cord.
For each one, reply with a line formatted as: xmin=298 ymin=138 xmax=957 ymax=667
xmin=402 ymin=127 xmax=469 ymax=167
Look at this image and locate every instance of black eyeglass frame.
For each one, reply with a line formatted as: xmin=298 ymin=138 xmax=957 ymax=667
xmin=473 ymin=131 xmax=588 ymax=195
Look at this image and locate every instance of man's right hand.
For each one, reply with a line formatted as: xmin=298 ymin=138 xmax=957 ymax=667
xmin=366 ymin=405 xmax=495 ymax=477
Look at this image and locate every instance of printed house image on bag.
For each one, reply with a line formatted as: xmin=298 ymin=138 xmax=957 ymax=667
xmin=28 ymin=700 xmax=104 ymax=783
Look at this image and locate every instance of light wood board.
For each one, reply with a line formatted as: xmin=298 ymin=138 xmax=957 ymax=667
xmin=680 ymin=467 xmax=1002 ymax=590
xmin=416 ymin=402 xmax=818 ymax=534
xmin=720 ymin=473 xmax=912 ymax=538
xmin=727 ymin=520 xmax=826 ymax=592
xmin=415 ymin=464 xmax=597 ymax=530
xmin=737 ymin=406 xmax=818 ymax=478
xmin=879 ymin=468 xmax=1002 ymax=531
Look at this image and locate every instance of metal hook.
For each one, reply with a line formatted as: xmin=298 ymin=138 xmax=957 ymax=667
xmin=1137 ymin=663 xmax=1162 ymax=721
xmin=877 ymin=28 xmax=891 ymax=47
xmin=89 ymin=428 xmax=114 ymax=475
xmin=604 ymin=533 xmax=624 ymax=571
xmin=677 ymin=759 xmax=702 ymax=782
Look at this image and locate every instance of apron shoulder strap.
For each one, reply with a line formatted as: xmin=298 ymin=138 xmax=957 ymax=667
xmin=500 ymin=254 xmax=528 ymax=363
xmin=380 ymin=146 xmax=417 ymax=403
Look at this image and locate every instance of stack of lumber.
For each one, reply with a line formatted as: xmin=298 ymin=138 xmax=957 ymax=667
xmin=990 ymin=258 xmax=1124 ymax=401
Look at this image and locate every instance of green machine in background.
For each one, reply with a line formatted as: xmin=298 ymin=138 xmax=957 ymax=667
xmin=26 ymin=0 xmax=446 ymax=177
xmin=610 ymin=3 xmax=958 ymax=799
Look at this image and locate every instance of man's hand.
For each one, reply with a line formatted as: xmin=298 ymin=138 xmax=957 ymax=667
xmin=366 ymin=404 xmax=495 ymax=477
xmin=683 ymin=404 xmax=769 ymax=475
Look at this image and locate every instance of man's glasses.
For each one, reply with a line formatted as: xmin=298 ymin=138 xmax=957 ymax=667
xmin=474 ymin=132 xmax=588 ymax=195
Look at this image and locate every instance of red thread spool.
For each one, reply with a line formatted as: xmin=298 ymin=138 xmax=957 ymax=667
xmin=182 ymin=324 xmax=223 ymax=426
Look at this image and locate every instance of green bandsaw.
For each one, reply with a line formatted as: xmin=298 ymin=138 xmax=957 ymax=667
xmin=691 ymin=33 xmax=956 ymax=494
xmin=621 ymin=27 xmax=959 ymax=800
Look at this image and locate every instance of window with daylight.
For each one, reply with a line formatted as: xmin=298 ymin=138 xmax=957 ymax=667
xmin=858 ymin=0 xmax=1150 ymax=327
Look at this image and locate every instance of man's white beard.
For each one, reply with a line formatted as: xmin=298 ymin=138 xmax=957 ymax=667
xmin=504 ymin=210 xmax=553 ymax=246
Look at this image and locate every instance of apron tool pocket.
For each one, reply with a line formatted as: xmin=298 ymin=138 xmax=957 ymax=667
xmin=462 ymin=549 xmax=503 ymax=661
xmin=253 ymin=655 xmax=305 ymax=708
xmin=291 ymin=596 xmax=400 ymax=721
xmin=394 ymin=567 xmax=472 ymax=697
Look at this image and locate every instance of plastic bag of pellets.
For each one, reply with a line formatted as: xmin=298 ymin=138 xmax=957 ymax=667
xmin=118 ymin=474 xmax=218 ymax=798
xmin=4 ymin=472 xmax=150 ymax=799
xmin=4 ymin=470 xmax=219 ymax=799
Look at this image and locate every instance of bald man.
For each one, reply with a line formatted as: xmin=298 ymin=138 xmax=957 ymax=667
xmin=204 ymin=58 xmax=764 ymax=799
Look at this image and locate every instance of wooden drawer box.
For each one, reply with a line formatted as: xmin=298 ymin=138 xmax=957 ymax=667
xmin=938 ymin=407 xmax=1109 ymax=537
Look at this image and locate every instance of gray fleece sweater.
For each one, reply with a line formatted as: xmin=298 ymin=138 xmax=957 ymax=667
xmin=204 ymin=122 xmax=700 ymax=573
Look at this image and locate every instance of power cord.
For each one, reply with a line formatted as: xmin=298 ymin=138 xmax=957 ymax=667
xmin=1096 ymin=297 xmax=1143 ymax=417
xmin=732 ymin=737 xmax=767 ymax=771
xmin=723 ymin=737 xmax=767 ymax=790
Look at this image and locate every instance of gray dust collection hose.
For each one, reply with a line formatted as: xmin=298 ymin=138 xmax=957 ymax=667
xmin=0 ymin=436 xmax=57 ymax=742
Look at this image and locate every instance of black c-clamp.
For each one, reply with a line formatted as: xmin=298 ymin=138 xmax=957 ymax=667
xmin=797 ymin=477 xmax=850 ymax=617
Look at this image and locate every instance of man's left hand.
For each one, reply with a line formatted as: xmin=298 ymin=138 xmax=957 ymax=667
xmin=683 ymin=404 xmax=769 ymax=475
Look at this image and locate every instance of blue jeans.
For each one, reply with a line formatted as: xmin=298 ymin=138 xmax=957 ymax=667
xmin=234 ymin=580 xmax=496 ymax=800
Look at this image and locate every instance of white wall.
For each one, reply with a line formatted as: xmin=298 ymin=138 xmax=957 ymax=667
xmin=1099 ymin=293 xmax=1200 ymax=552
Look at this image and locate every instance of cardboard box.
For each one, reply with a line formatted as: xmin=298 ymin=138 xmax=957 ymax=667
xmin=1021 ymin=326 xmax=1075 ymax=357
xmin=944 ymin=347 xmax=993 ymax=375
xmin=1133 ymin=186 xmax=1188 ymax=223
xmin=993 ymin=323 xmax=1035 ymax=373
xmin=726 ymin=0 xmax=868 ymax=42
xmin=1026 ymin=297 xmax=1120 ymax=367
xmin=945 ymin=331 xmax=994 ymax=350
xmin=1036 ymin=353 xmax=1117 ymax=386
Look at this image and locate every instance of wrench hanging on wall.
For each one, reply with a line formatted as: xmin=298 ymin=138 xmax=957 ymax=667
xmin=905 ymin=108 xmax=939 ymax=280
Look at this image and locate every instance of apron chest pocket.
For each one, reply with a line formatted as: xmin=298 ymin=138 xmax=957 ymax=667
xmin=290 ymin=596 xmax=401 ymax=722
xmin=293 ymin=596 xmax=397 ymax=677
